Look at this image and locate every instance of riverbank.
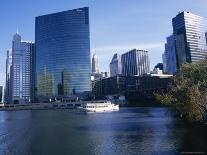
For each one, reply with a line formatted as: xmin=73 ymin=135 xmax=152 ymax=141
xmin=0 ymin=102 xmax=82 ymax=111
xmin=0 ymin=102 xmax=165 ymax=111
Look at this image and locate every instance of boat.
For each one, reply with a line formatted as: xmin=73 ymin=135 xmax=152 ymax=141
xmin=80 ymin=100 xmax=119 ymax=113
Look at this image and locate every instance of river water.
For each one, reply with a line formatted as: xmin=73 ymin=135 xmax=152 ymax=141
xmin=0 ymin=107 xmax=206 ymax=155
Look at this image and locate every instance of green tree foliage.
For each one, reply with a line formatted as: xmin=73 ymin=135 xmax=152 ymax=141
xmin=156 ymin=59 xmax=207 ymax=122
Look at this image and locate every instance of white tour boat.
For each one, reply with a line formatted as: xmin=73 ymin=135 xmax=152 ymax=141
xmin=81 ymin=100 xmax=119 ymax=113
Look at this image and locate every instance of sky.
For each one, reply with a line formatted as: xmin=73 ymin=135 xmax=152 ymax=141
xmin=0 ymin=0 xmax=207 ymax=87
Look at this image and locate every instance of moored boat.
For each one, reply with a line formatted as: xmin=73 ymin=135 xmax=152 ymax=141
xmin=80 ymin=100 xmax=119 ymax=113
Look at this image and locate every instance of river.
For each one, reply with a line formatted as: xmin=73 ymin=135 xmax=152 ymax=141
xmin=0 ymin=107 xmax=206 ymax=155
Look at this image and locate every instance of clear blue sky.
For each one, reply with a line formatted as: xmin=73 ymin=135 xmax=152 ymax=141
xmin=0 ymin=0 xmax=207 ymax=86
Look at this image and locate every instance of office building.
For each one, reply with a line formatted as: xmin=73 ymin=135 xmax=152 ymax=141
xmin=0 ymin=86 xmax=2 ymax=103
xmin=92 ymin=74 xmax=172 ymax=101
xmin=35 ymin=7 xmax=91 ymax=101
xmin=121 ymin=49 xmax=150 ymax=76
xmin=4 ymin=49 xmax=12 ymax=103
xmin=172 ymin=12 xmax=207 ymax=68
xmin=110 ymin=53 xmax=122 ymax=77
xmin=92 ymin=54 xmax=100 ymax=74
xmin=205 ymin=32 xmax=207 ymax=46
xmin=5 ymin=33 xmax=35 ymax=104
xmin=162 ymin=53 xmax=167 ymax=73
xmin=163 ymin=35 xmax=177 ymax=74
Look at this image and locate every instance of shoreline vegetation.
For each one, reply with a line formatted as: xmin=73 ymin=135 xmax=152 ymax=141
xmin=156 ymin=58 xmax=207 ymax=123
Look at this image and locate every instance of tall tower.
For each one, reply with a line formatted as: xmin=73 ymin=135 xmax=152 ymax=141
xmin=110 ymin=53 xmax=122 ymax=77
xmin=92 ymin=54 xmax=100 ymax=74
xmin=5 ymin=32 xmax=35 ymax=104
xmin=35 ymin=7 xmax=91 ymax=101
xmin=172 ymin=12 xmax=207 ymax=68
xmin=163 ymin=35 xmax=177 ymax=74
xmin=4 ymin=49 xmax=12 ymax=103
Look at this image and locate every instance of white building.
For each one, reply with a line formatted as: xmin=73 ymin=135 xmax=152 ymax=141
xmin=92 ymin=54 xmax=100 ymax=74
xmin=121 ymin=49 xmax=150 ymax=76
xmin=110 ymin=53 xmax=122 ymax=77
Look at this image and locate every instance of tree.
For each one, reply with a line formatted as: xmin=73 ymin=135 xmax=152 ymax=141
xmin=156 ymin=59 xmax=207 ymax=122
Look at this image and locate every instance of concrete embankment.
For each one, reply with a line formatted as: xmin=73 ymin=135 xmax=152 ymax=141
xmin=0 ymin=102 xmax=82 ymax=111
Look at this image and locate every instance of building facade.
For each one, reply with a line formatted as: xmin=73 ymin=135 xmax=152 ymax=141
xmin=163 ymin=35 xmax=177 ymax=74
xmin=92 ymin=54 xmax=100 ymax=74
xmin=121 ymin=49 xmax=150 ymax=76
xmin=35 ymin=7 xmax=91 ymax=101
xmin=0 ymin=86 xmax=2 ymax=103
xmin=4 ymin=49 xmax=12 ymax=103
xmin=92 ymin=75 xmax=172 ymax=101
xmin=5 ymin=33 xmax=35 ymax=104
xmin=110 ymin=53 xmax=122 ymax=77
xmin=172 ymin=12 xmax=207 ymax=68
xmin=205 ymin=32 xmax=207 ymax=46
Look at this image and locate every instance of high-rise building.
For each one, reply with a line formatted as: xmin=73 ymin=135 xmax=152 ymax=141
xmin=35 ymin=7 xmax=91 ymax=101
xmin=205 ymin=32 xmax=207 ymax=46
xmin=92 ymin=54 xmax=100 ymax=74
xmin=0 ymin=86 xmax=2 ymax=103
xmin=162 ymin=53 xmax=167 ymax=73
xmin=121 ymin=49 xmax=150 ymax=76
xmin=110 ymin=53 xmax=122 ymax=77
xmin=172 ymin=12 xmax=207 ymax=68
xmin=5 ymin=33 xmax=35 ymax=104
xmin=163 ymin=35 xmax=177 ymax=74
xmin=4 ymin=49 xmax=12 ymax=103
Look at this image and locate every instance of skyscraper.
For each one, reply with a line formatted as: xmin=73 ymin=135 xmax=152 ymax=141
xmin=4 ymin=49 xmax=12 ymax=103
xmin=205 ymin=32 xmax=207 ymax=46
xmin=110 ymin=53 xmax=122 ymax=77
xmin=163 ymin=35 xmax=177 ymax=74
xmin=0 ymin=86 xmax=2 ymax=103
xmin=172 ymin=12 xmax=207 ymax=68
xmin=5 ymin=33 xmax=35 ymax=104
xmin=35 ymin=7 xmax=91 ymax=101
xmin=92 ymin=54 xmax=100 ymax=74
xmin=121 ymin=49 xmax=150 ymax=76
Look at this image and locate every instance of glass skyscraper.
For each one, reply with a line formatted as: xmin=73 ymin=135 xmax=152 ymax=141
xmin=205 ymin=32 xmax=207 ymax=46
xmin=35 ymin=7 xmax=91 ymax=101
xmin=5 ymin=33 xmax=35 ymax=104
xmin=163 ymin=35 xmax=177 ymax=74
xmin=121 ymin=49 xmax=150 ymax=76
xmin=172 ymin=12 xmax=207 ymax=68
xmin=4 ymin=49 xmax=12 ymax=103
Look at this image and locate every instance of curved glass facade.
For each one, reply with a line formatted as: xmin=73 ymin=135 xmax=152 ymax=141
xmin=35 ymin=7 xmax=91 ymax=100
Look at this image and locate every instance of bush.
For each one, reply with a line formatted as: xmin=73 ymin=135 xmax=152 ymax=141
xmin=156 ymin=59 xmax=207 ymax=122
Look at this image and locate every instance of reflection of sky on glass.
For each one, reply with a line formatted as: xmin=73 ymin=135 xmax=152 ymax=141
xmin=35 ymin=7 xmax=91 ymax=96
xmin=1 ymin=0 xmax=207 ymax=86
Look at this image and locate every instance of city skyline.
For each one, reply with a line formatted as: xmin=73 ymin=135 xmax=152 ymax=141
xmin=0 ymin=0 xmax=207 ymax=86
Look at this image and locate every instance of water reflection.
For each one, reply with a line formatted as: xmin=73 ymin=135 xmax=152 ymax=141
xmin=0 ymin=108 xmax=206 ymax=155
